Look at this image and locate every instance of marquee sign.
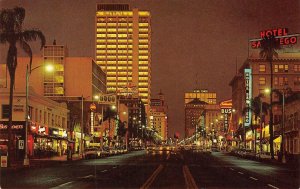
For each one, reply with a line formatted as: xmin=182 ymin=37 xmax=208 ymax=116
xmin=244 ymin=69 xmax=252 ymax=127
xmin=250 ymin=28 xmax=299 ymax=48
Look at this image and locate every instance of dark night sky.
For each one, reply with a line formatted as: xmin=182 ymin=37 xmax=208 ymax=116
xmin=1 ymin=0 xmax=299 ymax=138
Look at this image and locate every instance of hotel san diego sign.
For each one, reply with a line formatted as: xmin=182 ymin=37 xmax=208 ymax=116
xmin=244 ymin=69 xmax=252 ymax=127
xmin=250 ymin=28 xmax=299 ymax=48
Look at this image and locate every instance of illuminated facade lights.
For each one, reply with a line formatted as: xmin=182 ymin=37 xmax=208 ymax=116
xmin=95 ymin=4 xmax=151 ymax=105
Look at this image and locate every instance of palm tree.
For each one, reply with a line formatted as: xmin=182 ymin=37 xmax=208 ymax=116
xmin=0 ymin=7 xmax=45 ymax=166
xmin=243 ymin=95 xmax=269 ymax=152
xmin=243 ymin=95 xmax=269 ymax=126
xmin=103 ymin=107 xmax=117 ymax=146
xmin=259 ymin=35 xmax=281 ymax=159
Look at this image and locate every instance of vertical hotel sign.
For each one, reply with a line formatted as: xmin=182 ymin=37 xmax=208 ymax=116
xmin=244 ymin=69 xmax=252 ymax=127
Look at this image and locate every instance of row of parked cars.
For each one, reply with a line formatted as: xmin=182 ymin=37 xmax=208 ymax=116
xmin=231 ymin=149 xmax=259 ymax=160
xmin=83 ymin=147 xmax=128 ymax=159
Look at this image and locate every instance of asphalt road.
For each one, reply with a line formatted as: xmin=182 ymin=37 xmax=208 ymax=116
xmin=1 ymin=150 xmax=299 ymax=189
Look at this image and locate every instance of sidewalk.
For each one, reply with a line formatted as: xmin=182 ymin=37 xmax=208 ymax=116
xmin=222 ymin=150 xmax=298 ymax=169
xmin=1 ymin=154 xmax=83 ymax=170
xmin=31 ymin=153 xmax=82 ymax=162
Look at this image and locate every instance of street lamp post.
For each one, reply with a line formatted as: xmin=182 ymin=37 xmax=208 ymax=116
xmin=24 ymin=65 xmax=30 ymax=166
xmin=259 ymin=97 xmax=263 ymax=158
xmin=24 ymin=64 xmax=53 ymax=166
xmin=281 ymin=90 xmax=286 ymax=163
xmin=81 ymin=95 xmax=84 ymax=157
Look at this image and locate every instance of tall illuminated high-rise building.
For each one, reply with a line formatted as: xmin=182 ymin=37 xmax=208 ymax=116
xmin=95 ymin=4 xmax=151 ymax=104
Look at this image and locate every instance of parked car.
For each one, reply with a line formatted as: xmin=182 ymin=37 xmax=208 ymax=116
xmin=84 ymin=147 xmax=102 ymax=159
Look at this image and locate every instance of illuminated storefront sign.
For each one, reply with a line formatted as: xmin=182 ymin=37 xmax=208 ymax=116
xmin=0 ymin=124 xmax=24 ymax=130
xmin=244 ymin=69 xmax=252 ymax=127
xmin=91 ymin=112 xmax=94 ymax=135
xmin=221 ymin=108 xmax=232 ymax=132
xmin=251 ymin=28 xmax=298 ymax=48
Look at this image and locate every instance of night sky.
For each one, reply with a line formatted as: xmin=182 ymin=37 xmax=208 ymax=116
xmin=1 ymin=0 xmax=299 ymax=138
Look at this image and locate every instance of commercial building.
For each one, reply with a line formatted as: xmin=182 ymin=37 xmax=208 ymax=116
xmin=229 ymin=52 xmax=300 ymax=152
xmin=119 ymin=96 xmax=146 ymax=140
xmin=184 ymin=89 xmax=220 ymax=140
xmin=0 ymin=65 xmax=68 ymax=160
xmin=184 ymin=89 xmax=217 ymax=105
xmin=95 ymin=4 xmax=151 ymax=105
xmin=149 ymin=91 xmax=168 ymax=141
xmin=184 ymin=98 xmax=206 ymax=138
xmin=1 ymin=42 xmax=107 ymax=154
xmin=284 ymin=92 xmax=300 ymax=160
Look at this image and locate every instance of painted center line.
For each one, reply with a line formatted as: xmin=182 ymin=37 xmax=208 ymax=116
xmin=51 ymin=181 xmax=73 ymax=188
xmin=268 ymin=184 xmax=280 ymax=189
xmin=140 ymin=164 xmax=164 ymax=189
xmin=78 ymin=175 xmax=93 ymax=179
xmin=249 ymin=177 xmax=258 ymax=181
xmin=230 ymin=168 xmax=234 ymax=171
xmin=183 ymin=165 xmax=198 ymax=189
xmin=238 ymin=171 xmax=244 ymax=175
xmin=113 ymin=166 xmax=117 ymax=169
xmin=101 ymin=170 xmax=108 ymax=173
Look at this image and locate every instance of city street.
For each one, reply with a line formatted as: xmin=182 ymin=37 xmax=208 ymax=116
xmin=1 ymin=149 xmax=298 ymax=189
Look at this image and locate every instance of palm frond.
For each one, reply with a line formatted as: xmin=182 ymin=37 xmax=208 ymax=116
xmin=259 ymin=35 xmax=281 ymax=61
xmin=0 ymin=9 xmax=15 ymax=32
xmin=20 ymin=29 xmax=46 ymax=49
xmin=0 ymin=32 xmax=9 ymax=43
xmin=13 ymin=7 xmax=25 ymax=31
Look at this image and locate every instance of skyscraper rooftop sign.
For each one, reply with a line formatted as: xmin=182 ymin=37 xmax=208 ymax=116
xmin=250 ymin=28 xmax=299 ymax=48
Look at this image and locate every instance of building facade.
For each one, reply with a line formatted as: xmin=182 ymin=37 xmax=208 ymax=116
xmin=95 ymin=4 xmax=151 ymax=105
xmin=43 ymin=42 xmax=66 ymax=97
xmin=184 ymin=89 xmax=217 ymax=105
xmin=184 ymin=99 xmax=207 ymax=138
xmin=1 ymin=41 xmax=107 ymax=154
xmin=149 ymin=91 xmax=168 ymax=141
xmin=0 ymin=87 xmax=68 ymax=160
xmin=284 ymin=92 xmax=300 ymax=159
xmin=229 ymin=52 xmax=300 ymax=152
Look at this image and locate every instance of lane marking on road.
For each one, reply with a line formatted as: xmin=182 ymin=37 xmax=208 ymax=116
xmin=238 ymin=171 xmax=244 ymax=175
xmin=183 ymin=165 xmax=198 ymax=189
xmin=230 ymin=168 xmax=234 ymax=171
xmin=140 ymin=164 xmax=164 ymax=189
xmin=78 ymin=175 xmax=93 ymax=179
xmin=249 ymin=177 xmax=258 ymax=181
xmin=113 ymin=166 xmax=117 ymax=169
xmin=51 ymin=181 xmax=73 ymax=188
xmin=267 ymin=184 xmax=280 ymax=189
xmin=101 ymin=170 xmax=108 ymax=173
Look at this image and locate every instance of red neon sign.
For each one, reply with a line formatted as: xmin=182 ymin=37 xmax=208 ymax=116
xmin=251 ymin=28 xmax=298 ymax=48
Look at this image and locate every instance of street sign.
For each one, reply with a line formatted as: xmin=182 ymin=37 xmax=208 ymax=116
xmin=18 ymin=140 xmax=24 ymax=149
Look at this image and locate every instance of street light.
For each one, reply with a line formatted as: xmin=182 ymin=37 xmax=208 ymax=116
xmin=24 ymin=64 xmax=53 ymax=166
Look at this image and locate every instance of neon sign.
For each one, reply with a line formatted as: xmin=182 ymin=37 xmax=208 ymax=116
xmin=244 ymin=69 xmax=252 ymax=127
xmin=251 ymin=28 xmax=298 ymax=48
